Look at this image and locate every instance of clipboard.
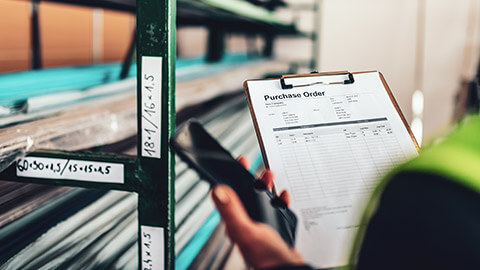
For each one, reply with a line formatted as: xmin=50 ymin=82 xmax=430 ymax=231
xmin=243 ymin=70 xmax=420 ymax=169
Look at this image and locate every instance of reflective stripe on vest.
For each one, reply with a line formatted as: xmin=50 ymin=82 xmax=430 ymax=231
xmin=349 ymin=115 xmax=480 ymax=268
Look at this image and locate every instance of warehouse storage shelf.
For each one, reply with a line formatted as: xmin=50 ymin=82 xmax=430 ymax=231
xmin=0 ymin=53 xmax=266 ymax=113
xmin=0 ymin=95 xmax=262 ymax=269
xmin=0 ymin=0 xmax=304 ymax=269
xmin=177 ymin=0 xmax=299 ymax=34
xmin=39 ymin=0 xmax=298 ymax=34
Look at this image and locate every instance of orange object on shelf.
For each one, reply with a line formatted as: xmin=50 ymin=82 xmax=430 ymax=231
xmin=0 ymin=1 xmax=134 ymax=73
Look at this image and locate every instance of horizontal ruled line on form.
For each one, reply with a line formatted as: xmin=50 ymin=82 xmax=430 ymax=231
xmin=273 ymin=117 xmax=388 ymax=132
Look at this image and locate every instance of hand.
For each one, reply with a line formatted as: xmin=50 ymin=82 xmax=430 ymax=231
xmin=210 ymin=156 xmax=303 ymax=269
xmin=237 ymin=156 xmax=291 ymax=206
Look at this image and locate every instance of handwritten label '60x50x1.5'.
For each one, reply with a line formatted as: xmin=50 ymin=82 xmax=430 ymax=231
xmin=16 ymin=157 xmax=124 ymax=184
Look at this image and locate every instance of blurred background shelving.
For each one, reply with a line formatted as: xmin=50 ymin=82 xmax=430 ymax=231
xmin=1 ymin=0 xmax=480 ymax=269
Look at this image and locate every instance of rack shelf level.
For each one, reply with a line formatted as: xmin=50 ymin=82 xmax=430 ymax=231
xmin=0 ymin=0 xmax=176 ymax=269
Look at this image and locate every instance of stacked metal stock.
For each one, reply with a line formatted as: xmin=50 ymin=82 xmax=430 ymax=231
xmin=0 ymin=54 xmax=286 ymax=269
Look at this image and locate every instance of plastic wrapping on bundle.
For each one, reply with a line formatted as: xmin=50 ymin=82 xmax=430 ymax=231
xmin=0 ymin=99 xmax=258 ymax=270
xmin=0 ymin=92 xmax=137 ymax=173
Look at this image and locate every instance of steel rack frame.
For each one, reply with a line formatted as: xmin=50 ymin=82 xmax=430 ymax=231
xmin=2 ymin=1 xmax=175 ymax=269
xmin=1 ymin=1 xmax=301 ymax=269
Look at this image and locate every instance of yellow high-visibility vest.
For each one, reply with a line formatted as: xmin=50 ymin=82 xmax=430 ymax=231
xmin=349 ymin=114 xmax=480 ymax=267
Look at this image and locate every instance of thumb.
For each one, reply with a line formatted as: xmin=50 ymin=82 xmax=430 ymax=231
xmin=211 ymin=185 xmax=254 ymax=242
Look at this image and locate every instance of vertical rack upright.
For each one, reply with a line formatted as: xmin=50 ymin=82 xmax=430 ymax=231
xmin=136 ymin=0 xmax=176 ymax=269
xmin=0 ymin=0 xmax=306 ymax=269
xmin=0 ymin=0 xmax=177 ymax=269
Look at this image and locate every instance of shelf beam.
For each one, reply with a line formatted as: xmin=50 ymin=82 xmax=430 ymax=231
xmin=0 ymin=150 xmax=138 ymax=192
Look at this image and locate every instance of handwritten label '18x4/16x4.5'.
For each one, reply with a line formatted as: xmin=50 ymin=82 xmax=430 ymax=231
xmin=141 ymin=56 xmax=162 ymax=159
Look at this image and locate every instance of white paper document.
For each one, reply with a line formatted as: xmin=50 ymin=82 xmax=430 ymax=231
xmin=246 ymin=72 xmax=418 ymax=268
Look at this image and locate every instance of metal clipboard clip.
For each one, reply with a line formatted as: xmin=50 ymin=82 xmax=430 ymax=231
xmin=280 ymin=71 xmax=355 ymax=90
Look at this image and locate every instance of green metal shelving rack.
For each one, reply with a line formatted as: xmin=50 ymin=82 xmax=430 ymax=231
xmin=1 ymin=1 xmax=176 ymax=269
xmin=135 ymin=1 xmax=176 ymax=269
xmin=0 ymin=0 xmax=302 ymax=269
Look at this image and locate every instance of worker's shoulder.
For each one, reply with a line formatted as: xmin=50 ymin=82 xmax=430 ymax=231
xmin=397 ymin=115 xmax=480 ymax=193
xmin=362 ymin=170 xmax=480 ymax=270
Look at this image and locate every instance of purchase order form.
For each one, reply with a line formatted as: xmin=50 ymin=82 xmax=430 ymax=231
xmin=246 ymin=72 xmax=418 ymax=268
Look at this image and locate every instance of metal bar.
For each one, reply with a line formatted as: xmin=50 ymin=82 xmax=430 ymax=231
xmin=120 ymin=29 xmax=136 ymax=79
xmin=31 ymin=0 xmax=42 ymax=70
xmin=0 ymin=188 xmax=106 ymax=265
xmin=0 ymin=150 xmax=138 ymax=192
xmin=311 ymin=0 xmax=321 ymax=70
xmin=287 ymin=4 xmax=316 ymax=10
xmin=43 ymin=0 xmax=136 ymax=13
xmin=206 ymin=27 xmax=225 ymax=62
xmin=136 ymin=0 xmax=176 ymax=269
xmin=263 ymin=33 xmax=274 ymax=57
xmin=178 ymin=17 xmax=299 ymax=35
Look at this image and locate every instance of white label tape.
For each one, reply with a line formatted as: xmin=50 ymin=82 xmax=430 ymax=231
xmin=16 ymin=157 xmax=124 ymax=184
xmin=141 ymin=225 xmax=165 ymax=270
xmin=141 ymin=56 xmax=162 ymax=159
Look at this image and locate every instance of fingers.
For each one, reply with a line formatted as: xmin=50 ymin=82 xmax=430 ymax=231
xmin=237 ymin=155 xmax=250 ymax=170
xmin=258 ymin=170 xmax=290 ymax=207
xmin=292 ymin=248 xmax=304 ymax=262
xmin=211 ymin=185 xmax=254 ymax=242
xmin=236 ymin=156 xmax=287 ymax=207
xmin=212 ymin=186 xmax=303 ymax=269
xmin=259 ymin=170 xmax=274 ymax=191
xmin=237 ymin=155 xmax=274 ymax=194
xmin=278 ymin=190 xmax=291 ymax=207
